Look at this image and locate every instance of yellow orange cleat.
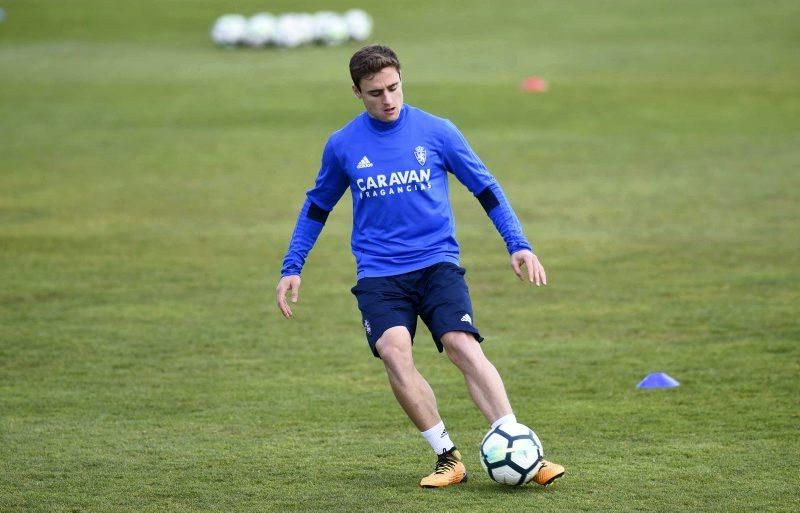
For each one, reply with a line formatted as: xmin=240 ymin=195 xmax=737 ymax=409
xmin=532 ymin=459 xmax=565 ymax=486
xmin=419 ymin=448 xmax=468 ymax=488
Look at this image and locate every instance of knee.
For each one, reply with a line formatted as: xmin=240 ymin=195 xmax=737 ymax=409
xmin=376 ymin=328 xmax=415 ymax=372
xmin=441 ymin=331 xmax=485 ymax=368
xmin=378 ymin=341 xmax=408 ymax=366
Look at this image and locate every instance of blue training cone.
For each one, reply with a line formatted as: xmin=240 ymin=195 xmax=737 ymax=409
xmin=637 ymin=372 xmax=680 ymax=389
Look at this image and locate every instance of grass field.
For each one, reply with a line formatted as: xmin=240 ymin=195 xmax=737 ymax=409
xmin=2 ymin=1 xmax=799 ymax=511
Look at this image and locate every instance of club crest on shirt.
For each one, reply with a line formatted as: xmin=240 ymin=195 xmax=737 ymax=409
xmin=414 ymin=145 xmax=426 ymax=166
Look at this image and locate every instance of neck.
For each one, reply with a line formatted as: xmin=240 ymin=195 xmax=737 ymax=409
xmin=365 ymin=105 xmax=406 ymax=132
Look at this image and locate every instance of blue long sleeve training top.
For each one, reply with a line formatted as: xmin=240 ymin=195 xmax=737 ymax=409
xmin=281 ymin=104 xmax=532 ymax=280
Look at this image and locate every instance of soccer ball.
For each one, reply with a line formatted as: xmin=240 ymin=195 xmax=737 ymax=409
xmin=344 ymin=9 xmax=373 ymax=41
xmin=243 ymin=13 xmax=277 ymax=47
xmin=480 ymin=422 xmax=544 ymax=485
xmin=210 ymin=14 xmax=247 ymax=47
xmin=274 ymin=13 xmax=307 ymax=48
xmin=313 ymin=11 xmax=350 ymax=46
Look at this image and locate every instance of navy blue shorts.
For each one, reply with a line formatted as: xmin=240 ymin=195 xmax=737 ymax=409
xmin=350 ymin=262 xmax=484 ymax=358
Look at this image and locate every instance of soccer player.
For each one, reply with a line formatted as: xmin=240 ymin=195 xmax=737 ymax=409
xmin=276 ymin=45 xmax=565 ymax=488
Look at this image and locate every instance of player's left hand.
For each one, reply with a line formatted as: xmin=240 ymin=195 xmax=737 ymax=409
xmin=276 ymin=275 xmax=301 ymax=319
xmin=510 ymin=249 xmax=547 ymax=286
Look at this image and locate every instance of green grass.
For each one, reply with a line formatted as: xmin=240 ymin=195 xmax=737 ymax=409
xmin=2 ymin=0 xmax=799 ymax=511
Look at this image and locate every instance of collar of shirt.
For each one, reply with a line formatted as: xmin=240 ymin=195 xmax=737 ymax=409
xmin=362 ymin=104 xmax=409 ymax=135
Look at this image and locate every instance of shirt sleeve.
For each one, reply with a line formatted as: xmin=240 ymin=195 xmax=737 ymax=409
xmin=280 ymin=138 xmax=350 ymax=277
xmin=441 ymin=120 xmax=533 ymax=255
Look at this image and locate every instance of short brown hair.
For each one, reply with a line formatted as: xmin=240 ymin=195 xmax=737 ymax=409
xmin=349 ymin=45 xmax=401 ymax=90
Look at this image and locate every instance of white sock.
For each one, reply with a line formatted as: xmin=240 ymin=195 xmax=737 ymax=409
xmin=421 ymin=420 xmax=455 ymax=455
xmin=490 ymin=413 xmax=517 ymax=430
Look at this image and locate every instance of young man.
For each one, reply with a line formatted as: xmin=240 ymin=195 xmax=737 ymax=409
xmin=276 ymin=45 xmax=564 ymax=488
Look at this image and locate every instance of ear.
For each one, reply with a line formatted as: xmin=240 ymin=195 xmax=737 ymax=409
xmin=352 ymin=84 xmax=362 ymax=99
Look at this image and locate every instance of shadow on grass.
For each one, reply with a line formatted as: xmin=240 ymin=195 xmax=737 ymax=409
xmin=345 ymin=462 xmax=565 ymax=495
xmin=451 ymin=480 xmax=562 ymax=494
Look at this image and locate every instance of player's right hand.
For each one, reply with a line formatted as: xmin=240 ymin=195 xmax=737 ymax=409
xmin=276 ymin=275 xmax=301 ymax=319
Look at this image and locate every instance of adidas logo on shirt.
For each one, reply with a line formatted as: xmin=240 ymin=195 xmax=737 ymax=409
xmin=460 ymin=314 xmax=472 ymax=324
xmin=356 ymin=156 xmax=373 ymax=169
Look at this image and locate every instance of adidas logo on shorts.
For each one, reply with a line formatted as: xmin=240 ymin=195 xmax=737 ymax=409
xmin=460 ymin=314 xmax=472 ymax=324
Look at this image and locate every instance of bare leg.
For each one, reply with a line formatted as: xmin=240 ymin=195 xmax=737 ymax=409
xmin=375 ymin=326 xmax=441 ymax=431
xmin=441 ymin=331 xmax=513 ymax=424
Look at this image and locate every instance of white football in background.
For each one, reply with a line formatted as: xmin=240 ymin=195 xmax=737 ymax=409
xmin=211 ymin=14 xmax=248 ymax=47
xmin=345 ymin=9 xmax=373 ymax=41
xmin=243 ymin=13 xmax=277 ymax=47
xmin=314 ymin=11 xmax=350 ymax=46
xmin=274 ymin=13 xmax=306 ymax=48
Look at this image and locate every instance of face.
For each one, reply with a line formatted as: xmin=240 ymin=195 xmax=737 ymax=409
xmin=353 ymin=66 xmax=403 ymax=122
